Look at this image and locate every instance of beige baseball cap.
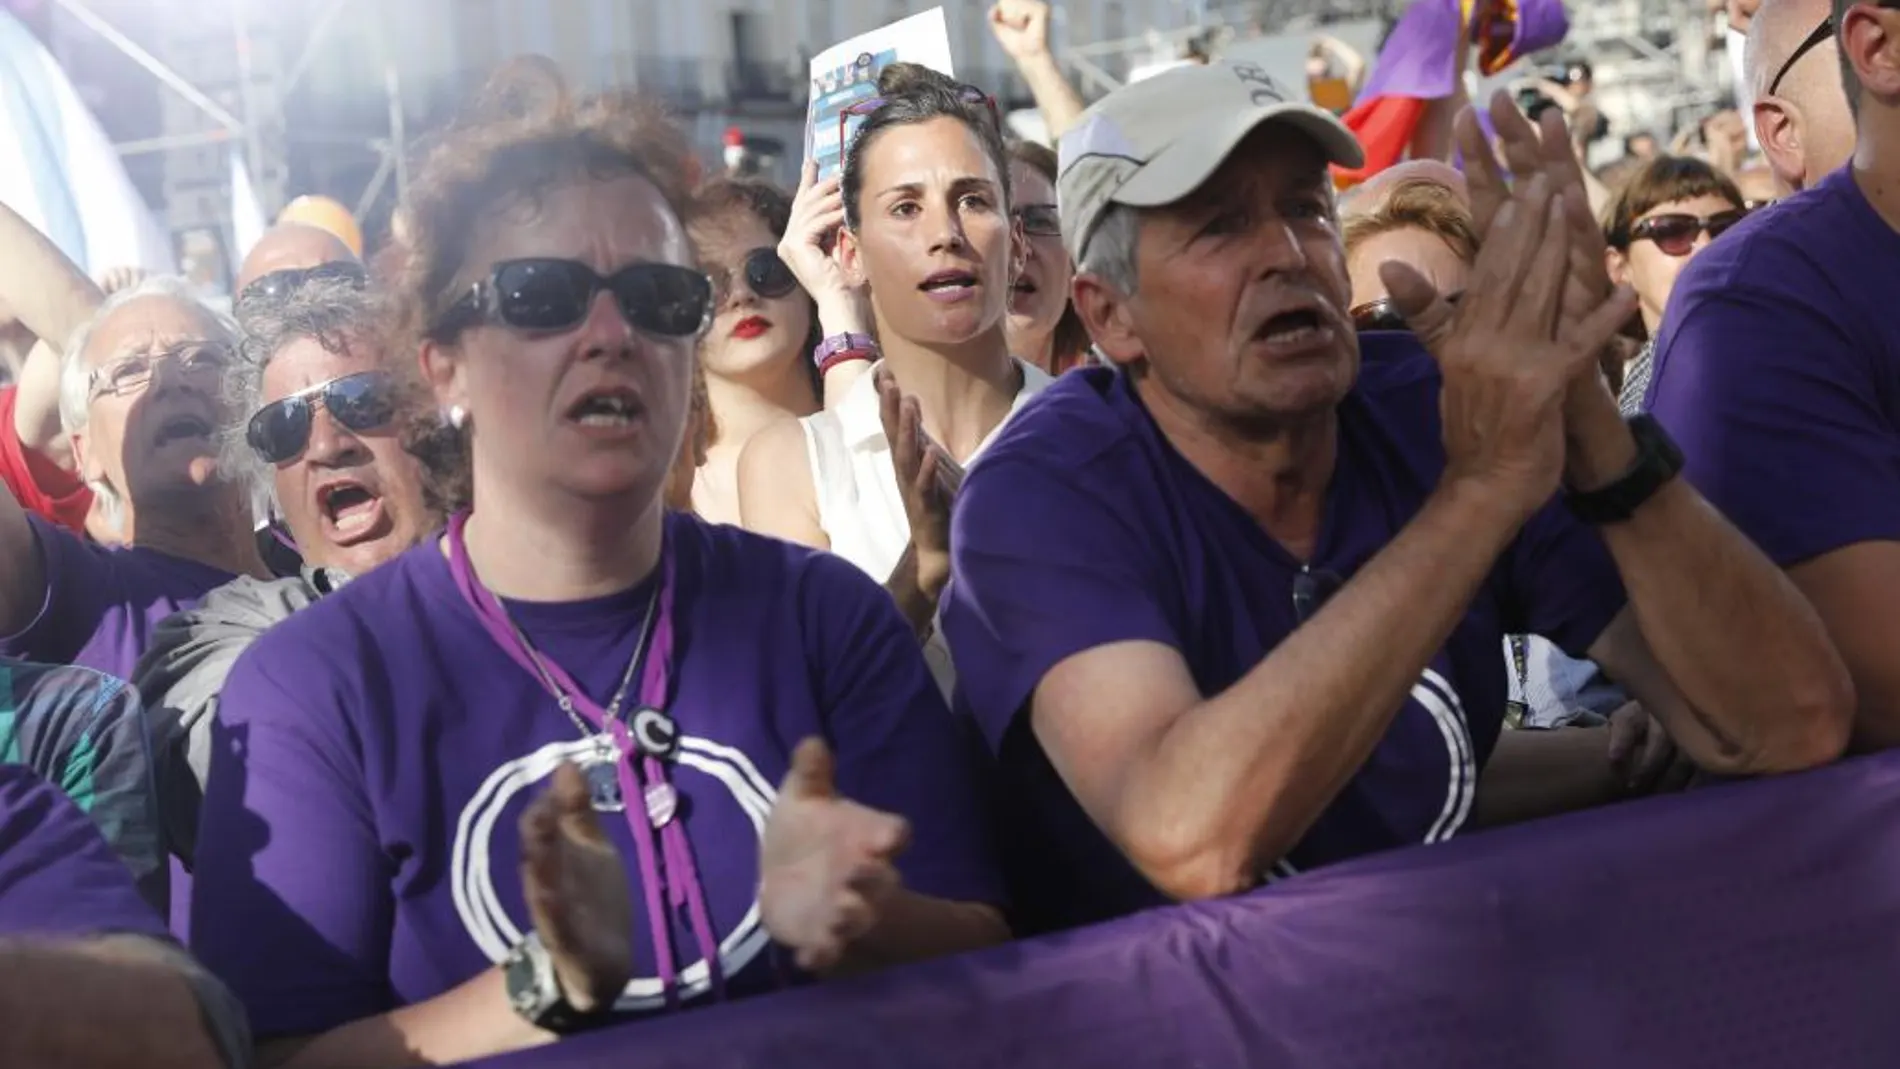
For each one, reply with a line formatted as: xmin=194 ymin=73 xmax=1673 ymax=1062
xmin=1057 ymin=60 xmax=1365 ymax=264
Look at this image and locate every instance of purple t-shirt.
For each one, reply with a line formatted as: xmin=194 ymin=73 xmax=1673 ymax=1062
xmin=191 ymin=512 xmax=1001 ymax=1038
xmin=0 ymin=762 xmax=165 ymax=939
xmin=942 ymin=344 xmax=1627 ymax=935
xmin=0 ymin=516 xmax=234 ymax=683
xmin=1646 ymin=167 xmax=1900 ymax=567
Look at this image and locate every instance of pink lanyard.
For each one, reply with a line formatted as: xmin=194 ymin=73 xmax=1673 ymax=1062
xmin=446 ymin=510 xmax=725 ymax=1008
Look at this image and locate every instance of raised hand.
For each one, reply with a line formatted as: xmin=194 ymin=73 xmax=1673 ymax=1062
xmin=518 ymin=763 xmax=634 ymax=1014
xmin=781 ymin=161 xmax=870 ymax=332
xmin=96 ymin=266 xmax=149 ymax=298
xmin=877 ymin=365 xmax=961 ymax=600
xmin=1456 ymin=94 xmax=1633 ymax=468
xmin=759 ymin=738 xmax=910 ymax=973
xmin=1382 ymin=172 xmax=1637 ymax=518
xmin=989 ymin=0 xmax=1054 ymax=61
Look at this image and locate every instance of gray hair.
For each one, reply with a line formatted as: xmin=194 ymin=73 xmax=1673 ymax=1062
xmin=57 ymin=276 xmax=241 ymax=536
xmin=224 ymin=276 xmax=386 ymax=514
xmin=1078 ymin=202 xmax=1141 ymax=295
xmin=59 ymin=275 xmax=241 ymax=436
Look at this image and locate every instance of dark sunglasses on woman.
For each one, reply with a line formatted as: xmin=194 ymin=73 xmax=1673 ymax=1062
xmin=710 ymin=248 xmax=799 ymax=303
xmin=1629 ymin=211 xmax=1746 ymax=257
xmin=246 ymin=370 xmax=398 ymax=465
xmin=238 ymin=260 xmax=368 ymax=307
xmin=432 ymin=258 xmax=713 ymax=340
xmin=1349 ymin=291 xmax=1464 ymax=333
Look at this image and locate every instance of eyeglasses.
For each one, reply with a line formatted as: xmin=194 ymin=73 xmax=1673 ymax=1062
xmin=432 ymin=258 xmax=713 ymax=340
xmin=1768 ymin=17 xmax=1832 ymax=97
xmin=837 ymin=85 xmax=1001 ymax=167
xmin=245 ymin=370 xmax=398 ymax=465
xmin=1349 ymin=292 xmax=1464 ymax=333
xmin=1292 ymin=566 xmax=1345 ymax=625
xmin=708 ymin=248 xmax=799 ymax=304
xmin=237 ymin=261 xmax=368 ymax=307
xmin=87 ymin=342 xmax=230 ymax=401
xmin=1014 ymin=204 xmax=1063 ymax=238
xmin=1628 ymin=211 xmax=1746 ymax=256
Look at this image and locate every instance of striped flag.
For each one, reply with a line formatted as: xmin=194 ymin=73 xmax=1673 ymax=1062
xmin=1335 ymin=0 xmax=1570 ymax=188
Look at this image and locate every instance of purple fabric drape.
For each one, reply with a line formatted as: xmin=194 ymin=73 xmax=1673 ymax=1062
xmin=468 ymin=752 xmax=1900 ymax=1069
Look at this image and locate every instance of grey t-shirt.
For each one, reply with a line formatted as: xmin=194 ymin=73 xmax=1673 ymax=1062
xmin=133 ymin=568 xmax=345 ymax=865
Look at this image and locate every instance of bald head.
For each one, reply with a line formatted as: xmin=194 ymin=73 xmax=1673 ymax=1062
xmin=236 ymin=223 xmax=359 ymax=293
xmin=1746 ymin=0 xmax=1833 ymax=98
xmin=1745 ymin=0 xmax=1855 ymax=193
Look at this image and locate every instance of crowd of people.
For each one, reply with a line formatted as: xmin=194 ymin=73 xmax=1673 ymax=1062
xmin=0 ymin=0 xmax=1895 ymax=1066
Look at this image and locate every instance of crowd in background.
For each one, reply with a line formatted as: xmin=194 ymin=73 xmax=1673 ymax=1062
xmin=1 ymin=0 xmax=1897 ymax=1067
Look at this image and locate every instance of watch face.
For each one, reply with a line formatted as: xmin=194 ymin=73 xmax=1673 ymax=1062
xmin=504 ymin=941 xmax=555 ymax=1020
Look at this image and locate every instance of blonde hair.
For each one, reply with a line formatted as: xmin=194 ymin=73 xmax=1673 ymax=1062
xmin=1341 ymin=179 xmax=1481 ymax=266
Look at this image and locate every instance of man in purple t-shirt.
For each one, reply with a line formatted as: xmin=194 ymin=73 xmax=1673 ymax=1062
xmin=943 ymin=62 xmax=1852 ymax=934
xmin=0 ymin=277 xmax=272 ymax=683
xmin=0 ymin=763 xmax=250 ymax=1068
xmin=1648 ymin=0 xmax=1900 ymax=748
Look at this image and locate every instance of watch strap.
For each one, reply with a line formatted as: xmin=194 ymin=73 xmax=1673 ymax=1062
xmin=1563 ymin=414 xmax=1684 ymax=525
xmin=813 ymin=332 xmax=879 ymax=374
xmin=503 ymin=931 xmax=612 ymax=1034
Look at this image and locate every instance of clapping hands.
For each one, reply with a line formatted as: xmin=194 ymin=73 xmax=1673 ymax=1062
xmin=759 ymin=739 xmax=910 ymax=973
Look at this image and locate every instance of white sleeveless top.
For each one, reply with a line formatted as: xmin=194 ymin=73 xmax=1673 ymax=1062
xmin=798 ymin=360 xmax=1054 ymax=693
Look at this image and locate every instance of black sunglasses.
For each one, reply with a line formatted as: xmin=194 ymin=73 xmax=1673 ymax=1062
xmin=1014 ymin=204 xmax=1062 ymax=238
xmin=1349 ymin=291 xmax=1464 ymax=333
xmin=1768 ymin=18 xmax=1833 ymax=97
xmin=432 ymin=258 xmax=713 ymax=340
xmin=709 ymin=248 xmax=799 ymax=303
xmin=238 ymin=261 xmax=368 ymax=307
xmin=246 ymin=370 xmax=398 ymax=465
xmin=1628 ymin=211 xmax=1746 ymax=256
xmin=1292 ymin=566 xmax=1345 ymax=626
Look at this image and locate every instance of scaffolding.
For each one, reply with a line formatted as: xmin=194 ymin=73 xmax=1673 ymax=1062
xmin=46 ymin=0 xmax=406 ymax=279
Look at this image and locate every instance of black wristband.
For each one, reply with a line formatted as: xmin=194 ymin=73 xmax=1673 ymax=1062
xmin=1564 ymin=415 xmax=1684 ymax=525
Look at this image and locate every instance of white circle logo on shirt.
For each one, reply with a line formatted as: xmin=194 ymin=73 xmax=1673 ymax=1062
xmin=449 ymin=735 xmax=778 ymax=1011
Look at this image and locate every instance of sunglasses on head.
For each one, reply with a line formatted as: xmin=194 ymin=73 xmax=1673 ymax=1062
xmin=1014 ymin=204 xmax=1062 ymax=238
xmin=1349 ymin=292 xmax=1464 ymax=333
xmin=1769 ymin=17 xmax=1833 ymax=97
xmin=431 ymin=258 xmax=713 ymax=340
xmin=709 ymin=248 xmax=799 ymax=303
xmin=246 ymin=370 xmax=398 ymax=465
xmin=1292 ymin=567 xmax=1345 ymax=626
xmin=238 ymin=261 xmax=368 ymax=307
xmin=837 ymin=85 xmax=1001 ymax=162
xmin=1628 ymin=211 xmax=1746 ymax=256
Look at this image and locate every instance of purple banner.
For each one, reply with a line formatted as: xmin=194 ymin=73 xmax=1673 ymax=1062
xmin=471 ymin=753 xmax=1900 ymax=1069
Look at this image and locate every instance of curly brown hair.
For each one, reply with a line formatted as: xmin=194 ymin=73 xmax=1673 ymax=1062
xmin=387 ymin=57 xmax=700 ymax=515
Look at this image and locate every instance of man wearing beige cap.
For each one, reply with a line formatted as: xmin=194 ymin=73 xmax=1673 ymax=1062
xmin=940 ymin=61 xmax=1850 ymax=935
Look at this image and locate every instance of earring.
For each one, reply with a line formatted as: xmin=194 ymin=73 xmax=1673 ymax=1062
xmin=447 ymin=405 xmax=468 ymax=430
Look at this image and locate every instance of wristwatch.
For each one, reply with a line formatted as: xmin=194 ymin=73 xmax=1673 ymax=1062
xmin=1564 ymin=414 xmax=1684 ymax=525
xmin=813 ymin=331 xmax=879 ymax=375
xmin=503 ymin=931 xmax=611 ymax=1033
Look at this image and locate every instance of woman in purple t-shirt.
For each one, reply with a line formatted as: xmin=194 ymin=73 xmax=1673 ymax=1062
xmin=191 ymin=64 xmax=1006 ymax=1066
